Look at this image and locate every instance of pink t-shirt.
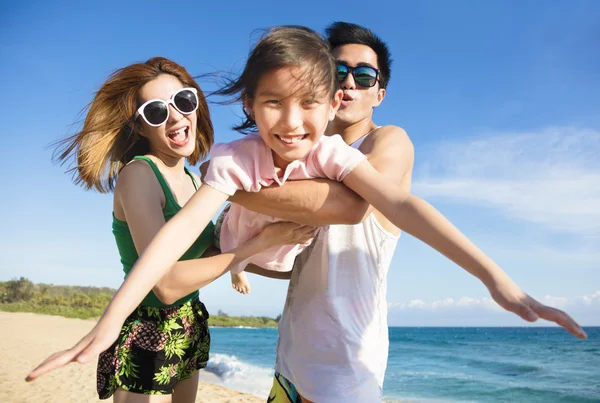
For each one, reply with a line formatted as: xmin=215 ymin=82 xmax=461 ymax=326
xmin=204 ymin=134 xmax=366 ymax=273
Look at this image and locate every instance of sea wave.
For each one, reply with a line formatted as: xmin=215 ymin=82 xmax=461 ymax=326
xmin=204 ymin=353 xmax=274 ymax=397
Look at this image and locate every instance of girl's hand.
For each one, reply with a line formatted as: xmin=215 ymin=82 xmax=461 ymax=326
xmin=25 ymin=318 xmax=122 ymax=381
xmin=487 ymin=276 xmax=587 ymax=339
xmin=257 ymin=222 xmax=318 ymax=249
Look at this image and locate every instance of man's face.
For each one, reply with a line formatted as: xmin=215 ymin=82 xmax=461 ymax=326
xmin=331 ymin=44 xmax=386 ymax=126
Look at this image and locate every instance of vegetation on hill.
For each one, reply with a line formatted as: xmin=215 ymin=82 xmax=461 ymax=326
xmin=0 ymin=278 xmax=278 ymax=327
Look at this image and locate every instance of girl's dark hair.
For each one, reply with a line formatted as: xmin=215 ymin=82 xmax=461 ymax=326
xmin=213 ymin=25 xmax=337 ymax=134
xmin=54 ymin=57 xmax=214 ymax=193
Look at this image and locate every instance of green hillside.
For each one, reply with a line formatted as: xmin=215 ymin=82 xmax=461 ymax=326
xmin=0 ymin=278 xmax=278 ymax=327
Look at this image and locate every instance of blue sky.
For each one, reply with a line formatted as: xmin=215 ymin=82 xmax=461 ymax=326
xmin=1 ymin=1 xmax=598 ymax=326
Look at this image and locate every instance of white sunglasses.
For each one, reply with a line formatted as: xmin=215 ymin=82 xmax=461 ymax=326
xmin=135 ymin=87 xmax=199 ymax=127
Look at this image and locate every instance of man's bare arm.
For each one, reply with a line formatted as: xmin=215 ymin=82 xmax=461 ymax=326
xmin=200 ymin=160 xmax=368 ymax=226
xmin=199 ymin=126 xmax=413 ymax=226
xmin=245 ymin=264 xmax=293 ymax=279
xmin=231 ymin=179 xmax=368 ymax=226
xmin=353 ymin=125 xmax=415 ymax=224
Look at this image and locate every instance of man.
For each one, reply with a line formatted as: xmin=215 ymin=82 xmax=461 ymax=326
xmin=230 ymin=22 xmax=584 ymax=403
xmin=237 ymin=21 xmax=411 ymax=402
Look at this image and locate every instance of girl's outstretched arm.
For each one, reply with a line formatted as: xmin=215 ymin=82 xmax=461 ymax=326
xmin=343 ymin=160 xmax=587 ymax=339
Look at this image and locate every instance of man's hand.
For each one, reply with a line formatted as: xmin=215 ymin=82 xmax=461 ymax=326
xmin=487 ymin=277 xmax=587 ymax=339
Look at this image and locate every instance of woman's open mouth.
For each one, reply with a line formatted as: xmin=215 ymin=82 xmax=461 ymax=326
xmin=167 ymin=126 xmax=190 ymax=147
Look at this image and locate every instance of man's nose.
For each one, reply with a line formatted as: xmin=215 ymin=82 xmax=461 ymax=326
xmin=340 ymin=72 xmax=356 ymax=90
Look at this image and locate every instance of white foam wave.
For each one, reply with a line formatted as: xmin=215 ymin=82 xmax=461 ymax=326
xmin=204 ymin=353 xmax=274 ymax=397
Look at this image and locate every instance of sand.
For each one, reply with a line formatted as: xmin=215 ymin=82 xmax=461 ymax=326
xmin=0 ymin=312 xmax=263 ymax=403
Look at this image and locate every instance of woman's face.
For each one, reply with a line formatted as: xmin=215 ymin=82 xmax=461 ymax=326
xmin=136 ymin=74 xmax=198 ymax=160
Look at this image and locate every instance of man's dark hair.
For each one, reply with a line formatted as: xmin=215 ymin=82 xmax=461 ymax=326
xmin=325 ymin=21 xmax=392 ymax=89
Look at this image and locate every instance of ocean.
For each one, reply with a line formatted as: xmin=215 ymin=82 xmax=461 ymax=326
xmin=204 ymin=326 xmax=599 ymax=402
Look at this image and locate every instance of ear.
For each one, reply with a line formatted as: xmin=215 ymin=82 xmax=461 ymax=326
xmin=373 ymin=88 xmax=386 ymax=108
xmin=133 ymin=119 xmax=146 ymax=137
xmin=329 ymin=89 xmax=343 ymax=121
xmin=243 ymin=96 xmax=254 ymax=120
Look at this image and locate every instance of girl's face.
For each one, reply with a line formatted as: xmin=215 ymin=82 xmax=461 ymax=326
xmin=247 ymin=65 xmax=342 ymax=169
xmin=137 ymin=74 xmax=197 ymax=160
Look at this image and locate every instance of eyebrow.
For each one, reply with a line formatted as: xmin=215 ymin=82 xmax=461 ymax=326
xmin=336 ymin=59 xmax=379 ymax=70
xmin=257 ymin=90 xmax=284 ymax=97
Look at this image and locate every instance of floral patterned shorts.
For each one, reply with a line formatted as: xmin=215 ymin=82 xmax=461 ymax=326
xmin=96 ymin=298 xmax=210 ymax=399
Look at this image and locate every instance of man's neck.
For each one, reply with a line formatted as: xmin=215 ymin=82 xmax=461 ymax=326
xmin=326 ymin=118 xmax=378 ymax=145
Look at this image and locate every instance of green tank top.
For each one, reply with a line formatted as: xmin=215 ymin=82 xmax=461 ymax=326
xmin=112 ymin=155 xmax=215 ymax=307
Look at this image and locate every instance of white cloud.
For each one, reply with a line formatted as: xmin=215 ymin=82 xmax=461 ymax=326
xmin=389 ymin=290 xmax=600 ymax=312
xmin=580 ymin=290 xmax=600 ymax=305
xmin=413 ymin=127 xmax=600 ymax=234
xmin=408 ymin=299 xmax=426 ymax=308
xmin=389 ymin=296 xmax=500 ymax=311
xmin=431 ymin=297 xmax=455 ymax=309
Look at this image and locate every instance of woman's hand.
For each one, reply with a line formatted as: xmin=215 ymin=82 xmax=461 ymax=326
xmin=255 ymin=222 xmax=318 ymax=250
xmin=487 ymin=275 xmax=587 ymax=339
xmin=25 ymin=316 xmax=122 ymax=381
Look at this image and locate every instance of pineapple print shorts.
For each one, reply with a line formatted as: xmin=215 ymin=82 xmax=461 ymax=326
xmin=96 ymin=298 xmax=210 ymax=399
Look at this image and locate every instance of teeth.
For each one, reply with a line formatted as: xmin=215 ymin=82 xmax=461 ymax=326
xmin=169 ymin=127 xmax=185 ymax=137
xmin=277 ymin=135 xmax=304 ymax=144
xmin=169 ymin=127 xmax=187 ymax=142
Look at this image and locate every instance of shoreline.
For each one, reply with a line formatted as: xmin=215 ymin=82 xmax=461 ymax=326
xmin=0 ymin=311 xmax=263 ymax=403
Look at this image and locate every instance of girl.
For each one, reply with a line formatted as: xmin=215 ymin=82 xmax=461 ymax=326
xmin=42 ymin=56 xmax=315 ymax=402
xmin=28 ymin=27 xmax=585 ymax=385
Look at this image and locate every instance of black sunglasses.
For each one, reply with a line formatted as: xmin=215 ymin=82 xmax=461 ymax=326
xmin=336 ymin=63 xmax=380 ymax=88
xmin=135 ymin=88 xmax=199 ymax=127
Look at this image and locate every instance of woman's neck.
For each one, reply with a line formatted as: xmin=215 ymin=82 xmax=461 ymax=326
xmin=146 ymin=152 xmax=187 ymax=175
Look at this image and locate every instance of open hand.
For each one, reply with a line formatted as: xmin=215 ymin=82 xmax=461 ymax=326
xmin=25 ymin=318 xmax=121 ymax=381
xmin=488 ymin=277 xmax=587 ymax=339
xmin=258 ymin=222 xmax=318 ymax=249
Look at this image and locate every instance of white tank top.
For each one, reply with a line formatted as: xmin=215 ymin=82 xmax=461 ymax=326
xmin=275 ymin=132 xmax=400 ymax=403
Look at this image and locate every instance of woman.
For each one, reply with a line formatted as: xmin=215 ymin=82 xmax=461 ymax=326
xmin=47 ymin=56 xmax=314 ymax=402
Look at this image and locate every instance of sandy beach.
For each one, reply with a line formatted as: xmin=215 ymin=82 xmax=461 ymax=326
xmin=0 ymin=312 xmax=263 ymax=403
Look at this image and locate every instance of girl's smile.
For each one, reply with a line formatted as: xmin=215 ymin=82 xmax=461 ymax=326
xmin=248 ymin=65 xmax=342 ymax=170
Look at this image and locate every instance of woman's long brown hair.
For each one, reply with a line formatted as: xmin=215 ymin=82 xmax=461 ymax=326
xmin=54 ymin=57 xmax=214 ymax=193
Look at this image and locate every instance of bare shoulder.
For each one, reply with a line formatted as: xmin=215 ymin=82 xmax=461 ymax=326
xmin=114 ymin=159 xmax=162 ymax=199
xmin=372 ymin=125 xmax=411 ymax=144
xmin=360 ymin=125 xmax=413 ymax=156
xmin=116 ymin=159 xmax=154 ymax=187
